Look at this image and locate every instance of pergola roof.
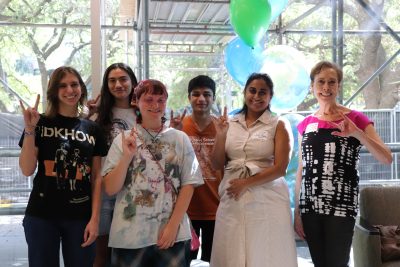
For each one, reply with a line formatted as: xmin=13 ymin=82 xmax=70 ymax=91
xmin=146 ymin=0 xmax=234 ymax=48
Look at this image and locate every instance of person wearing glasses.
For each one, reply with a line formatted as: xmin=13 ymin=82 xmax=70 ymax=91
xmin=102 ymin=79 xmax=203 ymax=267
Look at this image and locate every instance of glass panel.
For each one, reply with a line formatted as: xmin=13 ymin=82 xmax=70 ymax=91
xmin=2 ymin=0 xmax=90 ymax=24
xmin=103 ymin=28 xmax=137 ymax=69
xmin=149 ymin=50 xmax=239 ymax=114
xmin=103 ymin=0 xmax=135 ymax=27
xmin=0 ymin=1 xmax=95 ymax=208
xmin=0 ymin=26 xmax=91 ymax=103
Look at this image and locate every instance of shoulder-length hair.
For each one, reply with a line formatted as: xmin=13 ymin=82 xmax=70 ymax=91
xmin=45 ymin=66 xmax=87 ymax=118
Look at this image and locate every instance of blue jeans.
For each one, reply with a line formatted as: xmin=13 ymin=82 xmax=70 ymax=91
xmin=23 ymin=215 xmax=95 ymax=267
xmin=302 ymin=213 xmax=355 ymax=267
xmin=98 ymin=198 xmax=115 ymax=235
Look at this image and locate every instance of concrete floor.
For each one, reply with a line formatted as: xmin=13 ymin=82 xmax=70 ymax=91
xmin=0 ymin=215 xmax=353 ymax=267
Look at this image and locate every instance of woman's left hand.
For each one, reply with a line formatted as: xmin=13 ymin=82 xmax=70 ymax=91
xmin=329 ymin=113 xmax=363 ymax=139
xmin=157 ymin=223 xmax=179 ymax=249
xmin=81 ymin=220 xmax=99 ymax=247
xmin=227 ymin=178 xmax=248 ymax=200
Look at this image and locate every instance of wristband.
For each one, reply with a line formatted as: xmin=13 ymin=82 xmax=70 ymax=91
xmin=24 ymin=130 xmax=35 ymax=136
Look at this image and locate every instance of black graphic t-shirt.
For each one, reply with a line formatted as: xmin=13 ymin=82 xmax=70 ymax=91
xmin=19 ymin=114 xmax=107 ymax=220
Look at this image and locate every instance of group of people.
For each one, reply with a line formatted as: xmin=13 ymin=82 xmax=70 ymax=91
xmin=18 ymin=60 xmax=392 ymax=267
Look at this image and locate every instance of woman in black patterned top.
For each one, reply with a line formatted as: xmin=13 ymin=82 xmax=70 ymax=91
xmin=294 ymin=61 xmax=392 ymax=267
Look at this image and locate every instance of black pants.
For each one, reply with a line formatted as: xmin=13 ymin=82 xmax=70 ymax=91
xmin=190 ymin=220 xmax=215 ymax=262
xmin=302 ymin=213 xmax=355 ymax=267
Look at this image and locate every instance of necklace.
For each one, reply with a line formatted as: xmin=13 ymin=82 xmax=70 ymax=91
xmin=142 ymin=125 xmax=163 ymax=143
xmin=316 ymin=109 xmax=339 ymax=117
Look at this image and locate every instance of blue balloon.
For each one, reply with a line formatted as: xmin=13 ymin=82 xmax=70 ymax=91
xmin=224 ymin=37 xmax=264 ymax=86
xmin=260 ymin=45 xmax=310 ymax=113
xmin=228 ymin=108 xmax=241 ymax=117
xmin=269 ymin=0 xmax=289 ymax=23
xmin=282 ymin=113 xmax=304 ymax=209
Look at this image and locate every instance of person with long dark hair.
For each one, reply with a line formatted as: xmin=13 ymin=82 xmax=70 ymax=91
xmin=90 ymin=63 xmax=138 ymax=267
xmin=102 ymin=79 xmax=203 ymax=267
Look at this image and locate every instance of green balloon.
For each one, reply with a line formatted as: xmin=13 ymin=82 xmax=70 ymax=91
xmin=230 ymin=0 xmax=272 ymax=48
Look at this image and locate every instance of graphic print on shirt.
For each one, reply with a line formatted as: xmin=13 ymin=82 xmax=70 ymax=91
xmin=121 ymin=139 xmax=182 ymax=224
xmin=67 ymin=148 xmax=81 ymax=191
xmin=189 ymin=136 xmax=217 ymax=181
xmin=41 ymin=125 xmax=95 ymax=192
xmin=48 ymin=143 xmax=90 ymax=191
xmin=300 ymin=128 xmax=362 ymax=218
xmin=109 ymin=118 xmax=129 ymax=146
xmin=53 ymin=142 xmax=69 ymax=189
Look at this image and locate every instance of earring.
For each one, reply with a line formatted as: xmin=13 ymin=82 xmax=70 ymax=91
xmin=161 ymin=116 xmax=167 ymax=124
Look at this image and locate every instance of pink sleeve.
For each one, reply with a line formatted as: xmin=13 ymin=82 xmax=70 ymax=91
xmin=297 ymin=116 xmax=313 ymax=135
xmin=348 ymin=110 xmax=373 ymax=131
xmin=297 ymin=120 xmax=305 ymax=135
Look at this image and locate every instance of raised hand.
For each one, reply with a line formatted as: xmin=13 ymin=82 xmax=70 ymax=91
xmin=20 ymin=94 xmax=40 ymax=130
xmin=86 ymin=94 xmax=100 ymax=118
xmin=121 ymin=128 xmax=137 ymax=160
xmin=169 ymin=109 xmax=187 ymax=130
xmin=328 ymin=113 xmax=363 ymax=139
xmin=213 ymin=106 xmax=229 ymax=137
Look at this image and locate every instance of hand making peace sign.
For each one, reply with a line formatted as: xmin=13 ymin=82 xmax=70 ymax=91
xmin=169 ymin=109 xmax=187 ymax=130
xmin=213 ymin=106 xmax=229 ymax=137
xmin=20 ymin=94 xmax=40 ymax=129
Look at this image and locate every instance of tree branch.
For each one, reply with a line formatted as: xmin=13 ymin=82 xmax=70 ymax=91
xmin=42 ymin=9 xmax=72 ymax=59
xmin=64 ymin=41 xmax=91 ymax=66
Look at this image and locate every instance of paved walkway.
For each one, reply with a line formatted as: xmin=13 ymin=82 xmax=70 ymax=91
xmin=0 ymin=215 xmax=352 ymax=267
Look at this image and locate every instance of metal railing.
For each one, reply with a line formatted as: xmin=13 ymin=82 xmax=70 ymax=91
xmin=1 ymin=109 xmax=399 ymax=214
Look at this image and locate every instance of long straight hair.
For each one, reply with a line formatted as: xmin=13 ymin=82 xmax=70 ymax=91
xmin=96 ymin=63 xmax=138 ymax=145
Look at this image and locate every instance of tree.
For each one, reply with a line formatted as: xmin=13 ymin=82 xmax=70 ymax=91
xmin=1 ymin=0 xmax=399 ymax=112
xmin=0 ymin=0 xmax=11 ymax=21
xmin=290 ymin=0 xmax=400 ymax=109
xmin=3 ymin=0 xmax=92 ymax=107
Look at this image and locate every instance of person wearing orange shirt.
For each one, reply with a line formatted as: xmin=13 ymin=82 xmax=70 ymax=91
xmin=183 ymin=75 xmax=222 ymax=262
